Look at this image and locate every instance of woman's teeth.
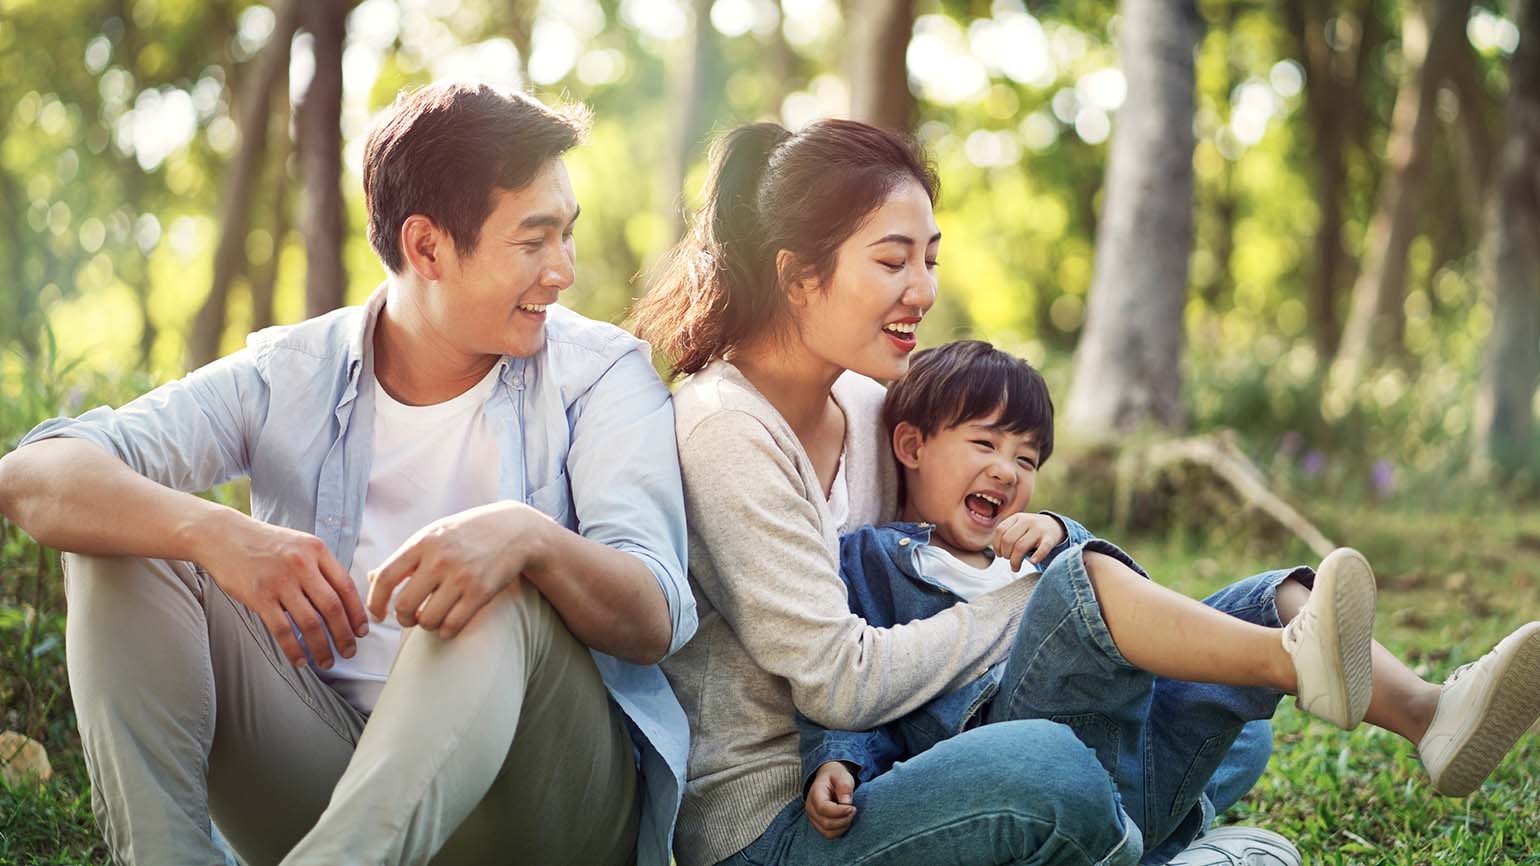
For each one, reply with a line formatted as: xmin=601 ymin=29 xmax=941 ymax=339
xmin=519 ymin=303 xmax=548 ymax=313
xmin=883 ymin=322 xmax=917 ymax=336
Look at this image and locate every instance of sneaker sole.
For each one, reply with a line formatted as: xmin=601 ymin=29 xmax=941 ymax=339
xmin=1306 ymin=548 xmax=1377 ymax=729
xmin=1435 ymin=623 xmax=1540 ymax=797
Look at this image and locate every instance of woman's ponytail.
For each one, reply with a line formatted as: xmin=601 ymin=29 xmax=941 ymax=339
xmin=632 ymin=123 xmax=790 ymax=378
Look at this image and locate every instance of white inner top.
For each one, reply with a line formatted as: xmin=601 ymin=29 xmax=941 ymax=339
xmin=319 ymin=364 xmax=503 ymax=713
xmin=825 ymin=451 xmax=850 ymax=532
xmin=914 ymin=542 xmax=1040 ymax=601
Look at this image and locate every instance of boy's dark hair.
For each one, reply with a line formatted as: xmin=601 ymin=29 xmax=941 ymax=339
xmin=363 ymin=82 xmax=592 ymax=274
xmin=883 ymin=340 xmax=1055 ymax=464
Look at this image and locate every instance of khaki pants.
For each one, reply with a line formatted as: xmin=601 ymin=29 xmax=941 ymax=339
xmin=62 ymin=554 xmax=638 ymax=866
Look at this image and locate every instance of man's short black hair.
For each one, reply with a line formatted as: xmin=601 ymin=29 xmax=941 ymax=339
xmin=883 ymin=340 xmax=1055 ymax=465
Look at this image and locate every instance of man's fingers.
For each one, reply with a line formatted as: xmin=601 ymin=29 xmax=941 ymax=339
xmin=368 ymin=544 xmax=422 ymax=622
xmin=301 ymin=571 xmax=357 ymax=660
xmin=413 ymin=581 xmax=462 ymax=632
xmin=282 ymin=591 xmax=335 ymax=670
xmin=438 ymin=588 xmax=493 ymax=640
xmin=258 ymin=606 xmax=307 ymax=668
xmin=392 ymin=566 xmax=444 ymax=628
xmin=318 ymin=548 xmax=368 ymax=638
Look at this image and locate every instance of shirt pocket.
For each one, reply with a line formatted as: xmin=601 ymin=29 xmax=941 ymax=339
xmin=526 ymin=470 xmax=573 ymax=529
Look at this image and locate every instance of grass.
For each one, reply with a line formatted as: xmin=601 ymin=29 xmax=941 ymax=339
xmin=2 ymin=348 xmax=1538 ymax=863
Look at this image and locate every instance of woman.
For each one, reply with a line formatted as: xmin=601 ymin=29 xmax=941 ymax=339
xmin=631 ymin=120 xmax=1286 ymax=866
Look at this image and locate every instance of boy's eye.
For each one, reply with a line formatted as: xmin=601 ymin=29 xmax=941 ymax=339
xmin=971 ymin=439 xmax=994 ymax=450
xmin=1017 ymin=456 xmax=1037 ymax=469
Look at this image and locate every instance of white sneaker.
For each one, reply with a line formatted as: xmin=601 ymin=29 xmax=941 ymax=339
xmin=1165 ymin=826 xmax=1301 ymax=866
xmin=1418 ymin=621 xmax=1540 ymax=797
xmin=1280 ymin=548 xmax=1378 ymax=730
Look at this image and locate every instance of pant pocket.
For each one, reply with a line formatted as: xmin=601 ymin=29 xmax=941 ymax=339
xmin=1049 ymin=712 xmax=1121 ymax=777
xmin=1169 ymin=734 xmax=1229 ymax=819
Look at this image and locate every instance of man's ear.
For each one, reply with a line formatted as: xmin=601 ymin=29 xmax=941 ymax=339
xmin=775 ymin=249 xmax=817 ymax=307
xmin=892 ymin=421 xmax=926 ymax=470
xmin=400 ymin=215 xmax=447 ymax=281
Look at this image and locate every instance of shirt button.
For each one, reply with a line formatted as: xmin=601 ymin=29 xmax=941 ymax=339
xmin=898 ymin=537 xmax=910 ymax=546
xmin=325 ymin=516 xmax=339 ymax=526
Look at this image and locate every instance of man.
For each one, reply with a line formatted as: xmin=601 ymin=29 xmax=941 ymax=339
xmin=0 ymin=82 xmax=693 ymax=866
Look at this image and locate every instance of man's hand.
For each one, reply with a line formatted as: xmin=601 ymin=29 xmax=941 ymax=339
xmin=992 ymin=512 xmax=1067 ymax=571
xmin=198 ymin=512 xmax=368 ymax=670
xmin=805 ymin=760 xmax=858 ymax=840
xmin=367 ymin=501 xmax=553 ymax=639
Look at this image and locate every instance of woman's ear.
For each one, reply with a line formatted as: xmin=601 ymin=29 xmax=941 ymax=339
xmin=776 ymin=249 xmax=817 ymax=307
xmin=892 ymin=421 xmax=925 ymax=470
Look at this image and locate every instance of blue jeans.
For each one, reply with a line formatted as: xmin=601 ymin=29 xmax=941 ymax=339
xmin=984 ymin=542 xmax=1309 ymax=865
xmin=721 ymin=719 xmax=1141 ymax=866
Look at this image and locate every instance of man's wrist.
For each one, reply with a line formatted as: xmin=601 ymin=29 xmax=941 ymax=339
xmin=505 ymin=499 xmax=562 ymax=586
xmin=172 ymin=499 xmax=241 ymax=565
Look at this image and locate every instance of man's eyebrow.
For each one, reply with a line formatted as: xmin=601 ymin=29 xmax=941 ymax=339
xmin=866 ymin=231 xmax=942 ymax=247
xmin=516 ymin=205 xmax=580 ymax=232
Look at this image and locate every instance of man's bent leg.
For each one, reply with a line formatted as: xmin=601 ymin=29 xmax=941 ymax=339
xmin=63 ymin=555 xmax=363 ymax=866
xmin=284 ymin=583 xmax=638 ymax=866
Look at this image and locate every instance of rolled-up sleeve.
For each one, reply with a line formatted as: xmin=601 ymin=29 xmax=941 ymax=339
xmin=17 ymin=348 xmax=267 ymax=493
xmin=565 ymin=347 xmax=695 ymax=657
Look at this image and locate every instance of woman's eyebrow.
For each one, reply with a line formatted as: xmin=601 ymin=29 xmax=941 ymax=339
xmin=866 ymin=231 xmax=942 ymax=247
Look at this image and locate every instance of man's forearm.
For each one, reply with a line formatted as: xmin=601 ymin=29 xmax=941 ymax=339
xmin=0 ymin=438 xmax=229 ymax=562
xmin=522 ymin=522 xmax=673 ymax=665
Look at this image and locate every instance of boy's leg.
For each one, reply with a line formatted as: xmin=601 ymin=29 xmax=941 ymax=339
xmin=982 ymin=546 xmax=1289 ymax=856
xmin=63 ymin=554 xmax=366 ymax=866
xmin=723 ymin=719 xmax=1142 ymax=866
xmin=1137 ymin=569 xmax=1305 ymax=860
xmin=282 ymin=582 xmax=638 ymax=866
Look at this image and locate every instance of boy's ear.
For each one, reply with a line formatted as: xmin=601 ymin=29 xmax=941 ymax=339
xmin=892 ymin=421 xmax=925 ymax=470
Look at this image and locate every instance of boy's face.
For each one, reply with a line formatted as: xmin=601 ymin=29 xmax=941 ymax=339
xmin=895 ymin=411 xmax=1041 ymax=556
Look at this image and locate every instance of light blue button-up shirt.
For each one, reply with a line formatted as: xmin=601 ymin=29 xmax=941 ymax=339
xmin=20 ymin=288 xmax=696 ymax=865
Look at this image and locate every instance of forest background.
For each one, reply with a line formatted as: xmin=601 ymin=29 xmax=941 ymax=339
xmin=1 ymin=0 xmax=1539 ymax=862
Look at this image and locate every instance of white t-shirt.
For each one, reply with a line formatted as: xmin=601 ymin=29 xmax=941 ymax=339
xmin=914 ymin=542 xmax=1040 ymax=601
xmin=319 ymin=364 xmax=503 ymax=713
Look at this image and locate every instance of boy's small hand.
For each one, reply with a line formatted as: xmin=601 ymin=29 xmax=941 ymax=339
xmin=805 ymin=760 xmax=858 ymax=839
xmin=994 ymin=512 xmax=1067 ymax=571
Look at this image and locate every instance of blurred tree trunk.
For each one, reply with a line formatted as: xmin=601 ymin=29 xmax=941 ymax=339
xmin=1325 ymin=0 xmax=1469 ymax=412
xmin=847 ymin=0 xmax=915 ymax=130
xmin=252 ymin=83 xmax=294 ymax=334
xmin=509 ymin=0 xmax=536 ymax=88
xmin=1444 ymin=32 xmax=1495 ymax=230
xmin=661 ymin=0 xmax=720 ymax=241
xmin=1285 ymin=0 xmax=1383 ymax=360
xmin=189 ymin=0 xmax=300 ymax=368
xmin=1064 ymin=0 xmax=1201 ymax=436
xmin=299 ymin=0 xmax=353 ymax=318
xmin=1474 ymin=0 xmax=1540 ymax=477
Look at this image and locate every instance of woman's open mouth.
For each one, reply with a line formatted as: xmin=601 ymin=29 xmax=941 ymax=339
xmin=883 ymin=320 xmax=918 ymax=351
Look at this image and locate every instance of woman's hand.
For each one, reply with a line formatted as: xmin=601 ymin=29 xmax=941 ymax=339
xmin=805 ymin=760 xmax=858 ymax=839
xmin=993 ymin=512 xmax=1067 ymax=571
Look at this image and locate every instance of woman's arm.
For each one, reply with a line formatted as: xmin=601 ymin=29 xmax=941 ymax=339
xmin=680 ymin=409 xmax=1033 ymax=730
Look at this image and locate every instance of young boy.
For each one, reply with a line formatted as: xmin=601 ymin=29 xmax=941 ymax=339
xmin=800 ymin=340 xmax=1540 ymax=853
